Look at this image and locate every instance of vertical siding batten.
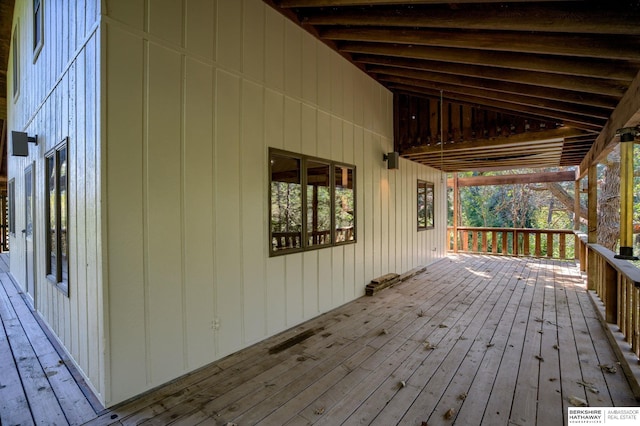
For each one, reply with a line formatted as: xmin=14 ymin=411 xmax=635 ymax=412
xmin=7 ymin=0 xmax=106 ymax=404
xmin=8 ymin=0 xmax=448 ymax=407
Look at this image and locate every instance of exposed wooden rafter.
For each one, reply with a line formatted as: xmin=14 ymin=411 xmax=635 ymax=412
xmin=271 ymin=3 xmax=640 ymax=172
xmin=446 ymin=171 xmax=576 ymax=187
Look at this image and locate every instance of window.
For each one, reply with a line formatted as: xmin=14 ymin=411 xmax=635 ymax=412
xmin=306 ymin=160 xmax=331 ymax=247
xmin=417 ymin=180 xmax=434 ymax=230
xmin=335 ymin=165 xmax=355 ymax=242
xmin=46 ymin=139 xmax=69 ymax=294
xmin=8 ymin=179 xmax=15 ymax=235
xmin=12 ymin=23 xmax=19 ymax=100
xmin=33 ymin=0 xmax=43 ymax=60
xmin=270 ymin=148 xmax=356 ymax=255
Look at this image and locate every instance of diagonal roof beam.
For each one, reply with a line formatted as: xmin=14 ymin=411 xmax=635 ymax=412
xmin=281 ymin=0 xmax=578 ymax=6
xmin=321 ymin=28 xmax=640 ymax=61
xmin=339 ymin=42 xmax=639 ymax=81
xmin=354 ymin=54 xmax=628 ymax=97
xmin=367 ymin=65 xmax=617 ymax=109
xmin=391 ymin=85 xmax=606 ymax=130
xmin=381 ymin=76 xmax=612 ymax=120
xmin=579 ymin=68 xmax=640 ymax=177
xmin=302 ymin=3 xmax=640 ymax=35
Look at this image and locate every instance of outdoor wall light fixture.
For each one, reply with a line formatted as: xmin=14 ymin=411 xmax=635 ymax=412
xmin=383 ymin=152 xmax=399 ymax=170
xmin=11 ymin=131 xmax=38 ymax=157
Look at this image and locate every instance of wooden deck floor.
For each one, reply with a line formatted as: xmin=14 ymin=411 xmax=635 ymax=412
xmin=1 ymin=255 xmax=638 ymax=425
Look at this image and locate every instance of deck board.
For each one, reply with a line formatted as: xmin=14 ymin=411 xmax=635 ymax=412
xmin=1 ymin=254 xmax=638 ymax=426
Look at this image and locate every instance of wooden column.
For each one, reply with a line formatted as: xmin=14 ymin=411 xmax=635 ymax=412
xmin=615 ymin=129 xmax=638 ymax=259
xmin=574 ymin=178 xmax=581 ymax=232
xmin=453 ymin=173 xmax=459 ymax=253
xmin=587 ymin=164 xmax=598 ymax=291
xmin=0 ymin=194 xmax=6 ymax=252
xmin=574 ymin=177 xmax=581 ymax=260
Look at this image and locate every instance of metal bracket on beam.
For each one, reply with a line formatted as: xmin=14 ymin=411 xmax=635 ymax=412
xmin=616 ymin=126 xmax=640 ymax=142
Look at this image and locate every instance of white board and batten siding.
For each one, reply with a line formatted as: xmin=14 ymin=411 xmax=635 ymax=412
xmin=7 ymin=0 xmax=446 ymax=408
xmin=104 ymin=0 xmax=446 ymax=406
xmin=6 ymin=0 xmax=105 ymax=402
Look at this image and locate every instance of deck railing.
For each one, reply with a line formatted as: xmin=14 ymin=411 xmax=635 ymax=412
xmin=448 ymin=226 xmax=575 ymax=260
xmin=576 ymin=234 xmax=640 ymax=360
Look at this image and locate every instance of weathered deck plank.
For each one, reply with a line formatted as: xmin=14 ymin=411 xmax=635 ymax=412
xmin=0 ymin=279 xmax=68 ymax=425
xmin=1 ymin=254 xmax=638 ymax=426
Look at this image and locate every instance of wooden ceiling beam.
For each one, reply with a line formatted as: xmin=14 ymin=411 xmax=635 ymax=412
xmin=438 ymin=156 xmax=567 ymax=170
xmin=382 ymin=76 xmax=612 ymax=120
xmin=322 ymin=28 xmax=640 ymax=61
xmin=401 ymin=127 xmax=586 ymax=155
xmin=281 ymin=0 xmax=577 ymax=6
xmin=390 ymin=85 xmax=606 ymax=130
xmin=416 ymin=158 xmax=567 ymax=173
xmin=580 ymin=68 xmax=640 ymax=176
xmin=369 ymin=65 xmax=617 ymax=110
xmin=404 ymin=143 xmax=589 ymax=159
xmin=303 ymin=4 xmax=640 ymax=35
xmin=340 ymin=42 xmax=638 ymax=81
xmin=406 ymin=146 xmax=578 ymax=161
xmin=446 ymin=171 xmax=576 ymax=187
xmin=354 ymin=55 xmax=628 ymax=97
xmin=406 ymin=148 xmax=589 ymax=166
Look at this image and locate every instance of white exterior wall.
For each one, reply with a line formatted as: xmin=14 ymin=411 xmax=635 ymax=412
xmin=7 ymin=0 xmax=105 ymax=401
xmin=103 ymin=0 xmax=447 ymax=406
xmin=8 ymin=0 xmax=447 ymax=408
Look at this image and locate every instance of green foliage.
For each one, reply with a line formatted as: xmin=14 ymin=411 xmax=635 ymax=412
xmin=453 ymin=169 xmax=577 ymax=231
xmin=271 ymin=182 xmax=302 ymax=233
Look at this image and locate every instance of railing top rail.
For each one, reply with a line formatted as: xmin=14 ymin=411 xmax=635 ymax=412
xmin=448 ymin=226 xmax=574 ymax=234
xmin=589 ymin=243 xmax=640 ymax=287
xmin=574 ymin=231 xmax=589 ymax=243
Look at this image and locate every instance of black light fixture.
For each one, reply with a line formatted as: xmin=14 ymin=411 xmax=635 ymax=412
xmin=383 ymin=152 xmax=399 ymax=170
xmin=11 ymin=131 xmax=38 ymax=157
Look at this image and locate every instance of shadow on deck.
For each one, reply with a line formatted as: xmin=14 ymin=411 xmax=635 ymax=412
xmin=1 ymin=254 xmax=638 ymax=425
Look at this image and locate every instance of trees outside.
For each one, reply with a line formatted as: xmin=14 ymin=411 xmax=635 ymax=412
xmin=454 ymin=169 xmax=576 ymax=231
xmin=448 ymin=143 xmax=639 ymax=256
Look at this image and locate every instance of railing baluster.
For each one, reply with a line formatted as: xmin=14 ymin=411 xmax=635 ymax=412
xmin=501 ymin=231 xmax=508 ymax=255
xmin=446 ymin=227 xmax=574 ymax=260
xmin=472 ymin=231 xmax=478 ymax=253
xmin=492 ymin=230 xmax=498 ymax=254
xmin=627 ymin=280 xmax=633 ymax=343
xmin=634 ymin=286 xmax=640 ymax=358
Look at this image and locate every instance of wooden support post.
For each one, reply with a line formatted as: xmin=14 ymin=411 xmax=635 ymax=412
xmin=604 ymin=263 xmax=618 ymax=324
xmin=574 ymin=178 xmax=581 ymax=232
xmin=453 ymin=173 xmax=459 ymax=253
xmin=615 ymin=131 xmax=638 ymax=259
xmin=587 ymin=164 xmax=598 ymax=291
xmin=574 ymin=178 xmax=581 ymax=261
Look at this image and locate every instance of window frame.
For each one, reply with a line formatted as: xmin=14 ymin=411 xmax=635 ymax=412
xmin=12 ymin=21 xmax=19 ymax=101
xmin=8 ymin=179 xmax=15 ymax=236
xmin=33 ymin=0 xmax=44 ymax=62
xmin=417 ymin=180 xmax=435 ymax=231
xmin=269 ymin=148 xmax=356 ymax=256
xmin=45 ymin=138 xmax=69 ymax=296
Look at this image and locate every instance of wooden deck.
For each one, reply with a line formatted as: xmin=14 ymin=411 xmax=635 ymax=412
xmin=1 ymin=255 xmax=638 ymax=425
